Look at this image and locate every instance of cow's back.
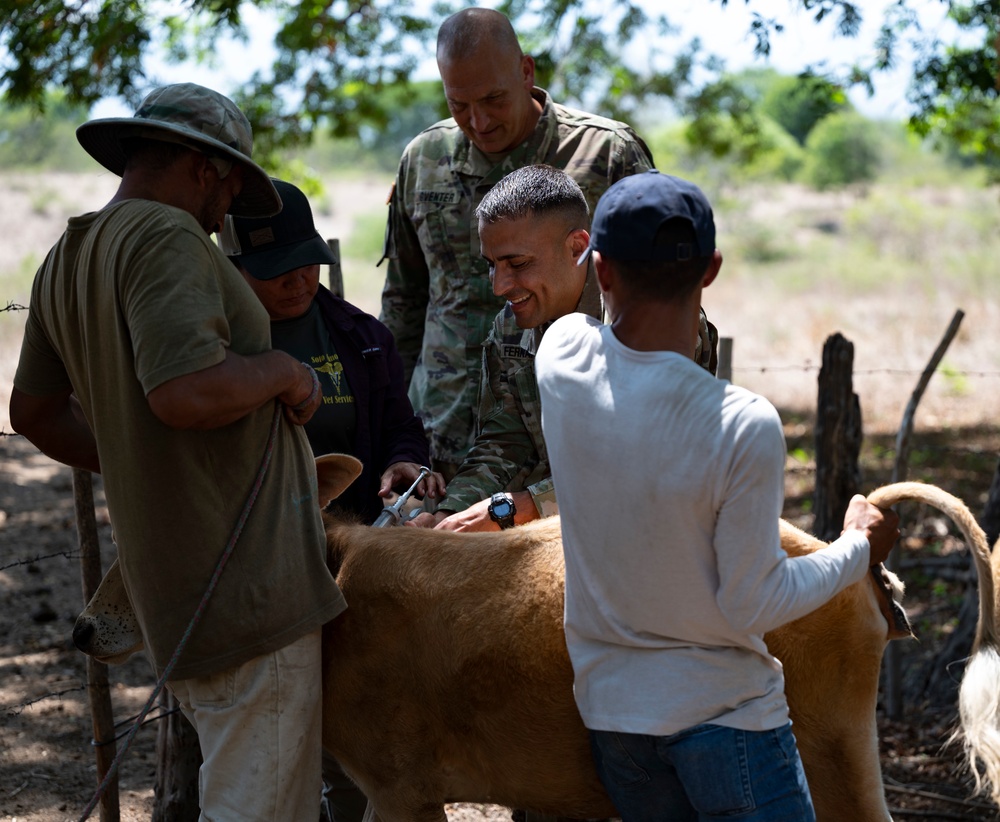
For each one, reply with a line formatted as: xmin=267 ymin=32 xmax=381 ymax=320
xmin=321 ymin=517 xmax=617 ymax=818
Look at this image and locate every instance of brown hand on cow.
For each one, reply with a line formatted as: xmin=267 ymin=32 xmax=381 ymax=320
xmin=842 ymin=494 xmax=900 ymax=567
xmin=435 ymin=490 xmax=538 ymax=532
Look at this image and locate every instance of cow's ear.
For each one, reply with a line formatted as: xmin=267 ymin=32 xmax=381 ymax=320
xmin=315 ymin=453 xmax=364 ymax=505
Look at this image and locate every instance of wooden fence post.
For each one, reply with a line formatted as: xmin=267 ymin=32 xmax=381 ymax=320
xmin=890 ymin=310 xmax=965 ymax=486
xmin=73 ymin=468 xmax=119 ymax=822
xmin=717 ymin=337 xmax=733 ymax=383
xmin=74 ymin=467 xmax=202 ymax=820
xmin=327 ymin=239 xmax=343 ymax=298
xmin=813 ymin=333 xmax=862 ymax=542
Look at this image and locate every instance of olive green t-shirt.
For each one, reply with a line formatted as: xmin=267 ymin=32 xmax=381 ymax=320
xmin=15 ymin=199 xmax=346 ymax=679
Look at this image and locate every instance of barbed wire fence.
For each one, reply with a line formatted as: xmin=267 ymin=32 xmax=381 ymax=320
xmin=2 ymin=290 xmax=121 ymax=818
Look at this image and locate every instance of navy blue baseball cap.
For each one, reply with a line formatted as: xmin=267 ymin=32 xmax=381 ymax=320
xmin=578 ymin=170 xmax=716 ymax=265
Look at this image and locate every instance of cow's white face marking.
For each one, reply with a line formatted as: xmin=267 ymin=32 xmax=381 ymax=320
xmin=73 ymin=558 xmax=144 ymax=663
xmin=74 ymin=453 xmax=363 ymax=664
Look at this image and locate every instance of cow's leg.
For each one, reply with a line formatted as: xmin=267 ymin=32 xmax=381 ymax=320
xmin=361 ymin=798 xmax=447 ymax=822
xmin=322 ymin=751 xmax=369 ymax=822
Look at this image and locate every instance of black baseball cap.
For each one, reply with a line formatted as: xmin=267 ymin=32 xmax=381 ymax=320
xmin=578 ymin=170 xmax=716 ymax=265
xmin=218 ymin=178 xmax=335 ymax=280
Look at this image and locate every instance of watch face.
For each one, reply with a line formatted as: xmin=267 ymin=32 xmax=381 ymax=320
xmin=491 ymin=499 xmax=513 ymax=518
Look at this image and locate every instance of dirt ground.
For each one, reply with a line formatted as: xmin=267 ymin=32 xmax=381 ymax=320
xmin=5 ymin=425 xmax=1000 ymax=821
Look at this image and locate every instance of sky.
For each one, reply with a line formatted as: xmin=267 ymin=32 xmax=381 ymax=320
xmin=90 ymin=0 xmax=956 ymax=122
xmin=643 ymin=0 xmax=953 ymax=119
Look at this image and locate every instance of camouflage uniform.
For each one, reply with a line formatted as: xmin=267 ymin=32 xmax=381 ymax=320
xmin=380 ymin=87 xmax=654 ymax=468
xmin=438 ymin=284 xmax=719 ymax=516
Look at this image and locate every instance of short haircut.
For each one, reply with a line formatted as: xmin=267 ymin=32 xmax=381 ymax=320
xmin=437 ymin=8 xmax=522 ymax=64
xmin=611 ymin=219 xmax=712 ymax=301
xmin=476 ymin=165 xmax=589 ymax=229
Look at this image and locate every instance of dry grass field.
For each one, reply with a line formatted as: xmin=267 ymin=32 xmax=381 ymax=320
xmin=5 ymin=170 xmax=997 ymax=434
xmin=3 ymin=168 xmax=1000 ymax=820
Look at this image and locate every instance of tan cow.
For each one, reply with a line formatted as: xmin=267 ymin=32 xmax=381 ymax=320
xmin=73 ymin=456 xmax=985 ymax=821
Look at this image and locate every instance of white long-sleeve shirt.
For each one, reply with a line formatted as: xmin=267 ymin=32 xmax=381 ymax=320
xmin=536 ymin=313 xmax=870 ymax=735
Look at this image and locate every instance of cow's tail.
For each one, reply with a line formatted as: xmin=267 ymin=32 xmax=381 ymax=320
xmin=867 ymin=481 xmax=1000 ymax=804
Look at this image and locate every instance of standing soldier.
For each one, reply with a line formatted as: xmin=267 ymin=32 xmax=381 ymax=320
xmin=380 ymin=7 xmax=654 ymax=479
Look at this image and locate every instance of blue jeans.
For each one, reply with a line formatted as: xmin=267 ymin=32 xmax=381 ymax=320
xmin=589 ymin=723 xmax=816 ymax=822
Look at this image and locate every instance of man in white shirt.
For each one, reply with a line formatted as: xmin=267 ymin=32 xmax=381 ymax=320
xmin=535 ymin=169 xmax=900 ymax=821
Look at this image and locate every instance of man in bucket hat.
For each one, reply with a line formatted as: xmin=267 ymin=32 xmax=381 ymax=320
xmin=535 ymin=170 xmax=900 ymax=821
xmin=10 ymin=83 xmax=343 ymax=820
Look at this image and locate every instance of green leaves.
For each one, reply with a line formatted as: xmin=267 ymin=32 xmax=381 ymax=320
xmin=760 ymin=72 xmax=848 ymax=146
xmin=907 ymin=1 xmax=1000 ymax=175
xmin=1 ymin=0 xmax=150 ymax=111
xmin=1 ymin=0 xmax=998 ymax=176
xmin=801 ymin=111 xmax=881 ymax=189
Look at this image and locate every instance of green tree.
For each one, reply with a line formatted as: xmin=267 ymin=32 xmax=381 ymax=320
xmin=760 ymin=72 xmax=849 ymax=145
xmin=1 ymin=1 xmax=998 ymax=169
xmin=0 ymin=90 xmax=91 ymax=170
xmin=678 ymin=68 xmax=813 ymax=181
xmin=800 ymin=110 xmax=882 ymax=190
xmin=906 ymin=2 xmax=1000 ymax=175
xmin=0 ymin=0 xmax=688 ymax=163
xmin=682 ymin=72 xmax=768 ymax=164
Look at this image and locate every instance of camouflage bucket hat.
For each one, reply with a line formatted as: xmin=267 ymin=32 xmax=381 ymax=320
xmin=76 ymin=83 xmax=280 ymax=218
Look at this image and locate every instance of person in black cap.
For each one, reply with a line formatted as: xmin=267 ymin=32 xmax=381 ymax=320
xmin=535 ymin=170 xmax=900 ymax=821
xmin=221 ymin=178 xmax=444 ymax=822
xmin=10 ymin=83 xmax=341 ymax=819
xmin=220 ymin=178 xmax=445 ymax=529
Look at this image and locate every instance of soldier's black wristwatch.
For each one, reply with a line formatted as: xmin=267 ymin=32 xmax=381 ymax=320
xmin=488 ymin=492 xmax=516 ymax=529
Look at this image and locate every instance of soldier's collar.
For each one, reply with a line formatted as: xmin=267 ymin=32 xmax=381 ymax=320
xmin=575 ymin=265 xmax=602 ymax=322
xmin=525 ymin=325 xmax=544 ymax=357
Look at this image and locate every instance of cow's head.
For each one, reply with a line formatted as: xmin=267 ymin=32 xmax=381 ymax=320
xmin=73 ymin=453 xmax=363 ymax=663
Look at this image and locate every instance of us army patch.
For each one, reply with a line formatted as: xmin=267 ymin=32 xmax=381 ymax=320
xmin=502 ymin=344 xmax=530 ymax=359
xmin=417 ymin=190 xmax=460 ymax=204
